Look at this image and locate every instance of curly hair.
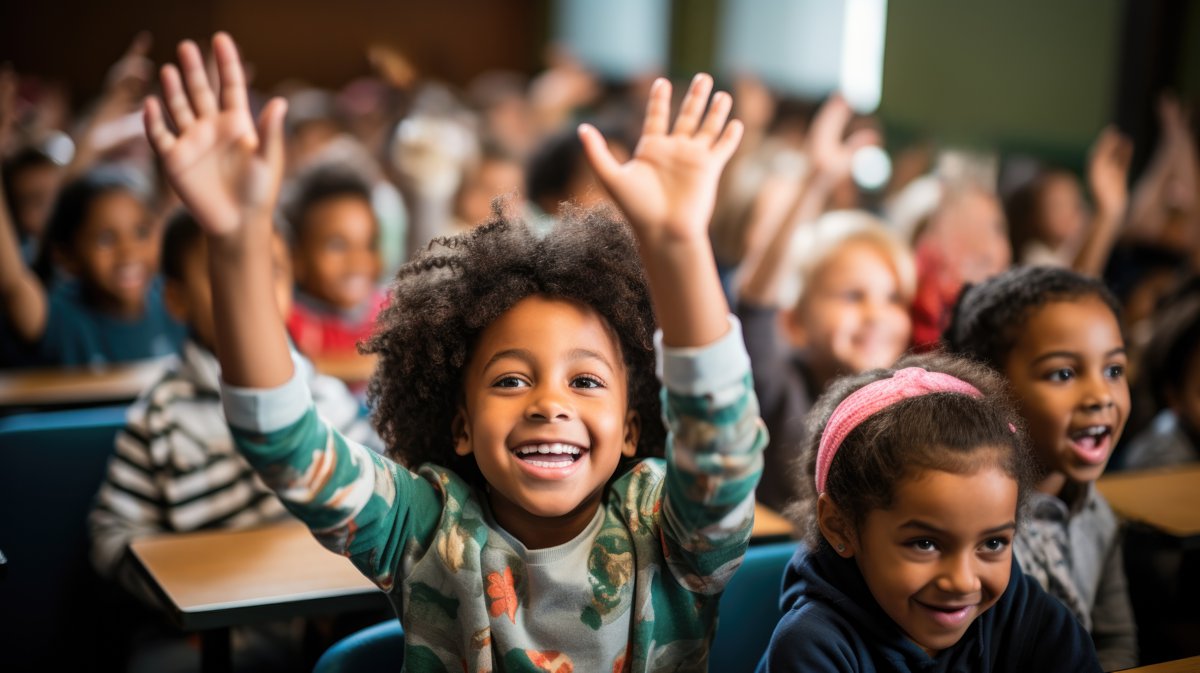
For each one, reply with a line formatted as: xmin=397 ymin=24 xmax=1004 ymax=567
xmin=362 ymin=204 xmax=663 ymax=488
xmin=786 ymin=352 xmax=1037 ymax=551
xmin=943 ymin=265 xmax=1121 ymax=371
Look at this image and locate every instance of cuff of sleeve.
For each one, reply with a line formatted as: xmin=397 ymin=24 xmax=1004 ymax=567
xmin=655 ymin=315 xmax=750 ymax=396
xmin=220 ymin=349 xmax=313 ymax=433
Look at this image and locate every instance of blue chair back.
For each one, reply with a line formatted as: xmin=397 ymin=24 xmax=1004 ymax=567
xmin=0 ymin=405 xmax=129 ymax=669
xmin=313 ymin=619 xmax=405 ymax=673
xmin=711 ymin=541 xmax=798 ymax=673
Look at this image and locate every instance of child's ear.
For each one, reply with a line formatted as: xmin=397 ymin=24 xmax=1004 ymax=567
xmin=163 ymin=281 xmax=189 ymax=323
xmin=621 ymin=410 xmax=641 ymax=458
xmin=817 ymin=493 xmax=856 ymax=558
xmin=451 ymin=408 xmax=472 ymax=457
xmin=779 ymin=305 xmax=808 ymax=348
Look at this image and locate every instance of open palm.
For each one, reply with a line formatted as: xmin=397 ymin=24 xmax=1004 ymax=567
xmin=579 ymin=74 xmax=742 ymax=243
xmin=145 ymin=34 xmax=286 ymax=236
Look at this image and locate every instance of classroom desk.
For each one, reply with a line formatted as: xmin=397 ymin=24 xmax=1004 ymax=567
xmin=0 ymin=357 xmax=168 ymax=408
xmin=310 ymin=352 xmax=378 ymax=385
xmin=1117 ymin=655 xmax=1200 ymax=672
xmin=753 ymin=502 xmax=795 ymax=540
xmin=1097 ymin=465 xmax=1200 ymax=539
xmin=130 ymin=520 xmax=386 ymax=673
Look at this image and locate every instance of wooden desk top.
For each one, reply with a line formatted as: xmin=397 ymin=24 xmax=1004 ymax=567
xmin=0 ymin=357 xmax=169 ymax=407
xmin=1118 ymin=655 xmax=1200 ymax=672
xmin=130 ymin=520 xmax=383 ymax=631
xmin=310 ymin=353 xmax=377 ymax=384
xmin=1097 ymin=465 xmax=1200 ymax=538
xmin=753 ymin=502 xmax=794 ymax=540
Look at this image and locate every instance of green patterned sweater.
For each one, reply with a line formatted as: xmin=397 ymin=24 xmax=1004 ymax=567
xmin=221 ymin=321 xmax=766 ymax=672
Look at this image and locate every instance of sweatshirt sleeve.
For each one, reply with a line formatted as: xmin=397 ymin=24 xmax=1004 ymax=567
xmin=220 ymin=361 xmax=442 ymax=592
xmin=656 ymin=315 xmax=768 ymax=594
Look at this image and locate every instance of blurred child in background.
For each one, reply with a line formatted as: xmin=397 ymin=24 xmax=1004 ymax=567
xmin=284 ymin=165 xmax=387 ymax=365
xmin=89 ymin=210 xmax=379 ymax=672
xmin=1005 ymin=127 xmax=1132 ymax=277
xmin=736 ymin=94 xmax=913 ymax=513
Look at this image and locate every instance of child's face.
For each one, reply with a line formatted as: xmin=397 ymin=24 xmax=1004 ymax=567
xmin=66 ymin=191 xmax=157 ymax=314
xmin=1003 ymin=297 xmax=1129 ymax=490
xmin=166 ymin=233 xmax=294 ymax=351
xmin=454 ymin=295 xmax=639 ymax=547
xmin=790 ymin=240 xmax=911 ymax=380
xmin=1037 ymin=174 xmax=1086 ymax=248
xmin=293 ymin=196 xmax=381 ymax=310
xmin=10 ymin=162 xmax=62 ymax=238
xmin=455 ymin=158 xmax=524 ymax=228
xmin=835 ymin=465 xmax=1017 ymax=656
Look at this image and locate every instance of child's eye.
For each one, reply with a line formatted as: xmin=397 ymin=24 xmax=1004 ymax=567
xmin=493 ymin=376 xmax=528 ymax=389
xmin=980 ymin=537 xmax=1010 ymax=554
xmin=1045 ymin=368 xmax=1074 ymax=382
xmin=841 ymin=290 xmax=866 ymax=302
xmin=571 ymin=375 xmax=604 ymax=389
xmin=908 ymin=539 xmax=937 ymax=553
xmin=1104 ymin=364 xmax=1125 ymax=380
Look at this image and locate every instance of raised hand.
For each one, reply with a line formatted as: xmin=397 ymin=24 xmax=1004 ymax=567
xmin=578 ymin=73 xmax=742 ymax=245
xmin=1087 ymin=126 xmax=1133 ymax=218
xmin=806 ymin=93 xmax=880 ymax=183
xmin=145 ymin=33 xmax=287 ymax=237
xmin=0 ymin=64 xmax=16 ymax=154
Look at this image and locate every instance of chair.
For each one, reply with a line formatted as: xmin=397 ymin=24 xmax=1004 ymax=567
xmin=710 ymin=540 xmax=798 ymax=673
xmin=313 ymin=619 xmax=405 ymax=673
xmin=313 ymin=541 xmax=796 ymax=673
xmin=0 ymin=404 xmax=129 ymax=669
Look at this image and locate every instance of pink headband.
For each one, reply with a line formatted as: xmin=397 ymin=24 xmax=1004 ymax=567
xmin=815 ymin=367 xmax=983 ymax=493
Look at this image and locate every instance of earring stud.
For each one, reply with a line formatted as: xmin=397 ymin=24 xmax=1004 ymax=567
xmin=836 ymin=543 xmax=846 ymax=553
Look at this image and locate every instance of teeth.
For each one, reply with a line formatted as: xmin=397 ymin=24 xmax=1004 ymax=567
xmin=514 ymin=443 xmax=581 ymax=456
xmin=1073 ymin=426 xmax=1108 ymax=438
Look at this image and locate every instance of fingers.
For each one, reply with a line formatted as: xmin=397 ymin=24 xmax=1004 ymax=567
xmin=178 ymin=40 xmax=219 ymax=119
xmin=143 ymin=97 xmax=176 ymax=155
xmin=844 ymin=127 xmax=882 ymax=154
xmin=713 ymin=119 xmax=745 ymax=163
xmin=212 ymin=32 xmax=249 ymax=113
xmin=671 ymin=73 xmax=713 ymax=137
xmin=696 ymin=90 xmax=733 ymax=143
xmin=125 ymin=31 xmax=153 ymax=59
xmin=641 ymin=77 xmax=671 ymax=137
xmin=257 ymin=97 xmax=288 ymax=168
xmin=160 ymin=64 xmax=196 ymax=131
xmin=577 ymin=123 xmax=621 ymax=185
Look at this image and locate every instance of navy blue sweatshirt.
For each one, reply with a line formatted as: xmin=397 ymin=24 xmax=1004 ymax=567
xmin=757 ymin=544 xmax=1103 ymax=672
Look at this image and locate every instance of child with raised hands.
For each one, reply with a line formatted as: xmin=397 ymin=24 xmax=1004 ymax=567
xmin=760 ymin=353 xmax=1102 ymax=672
xmin=147 ymin=33 xmax=765 ymax=672
xmin=944 ymin=266 xmax=1137 ymax=670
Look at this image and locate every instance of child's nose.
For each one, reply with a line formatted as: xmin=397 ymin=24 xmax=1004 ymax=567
xmin=1079 ymin=374 xmax=1116 ymax=412
xmin=525 ymin=387 xmax=574 ymax=422
xmin=935 ymin=553 xmax=982 ymax=596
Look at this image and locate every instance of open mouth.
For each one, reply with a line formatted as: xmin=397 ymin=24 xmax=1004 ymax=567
xmin=916 ymin=601 xmax=974 ymax=628
xmin=513 ymin=443 xmax=585 ymax=469
xmin=1068 ymin=425 xmax=1112 ymax=465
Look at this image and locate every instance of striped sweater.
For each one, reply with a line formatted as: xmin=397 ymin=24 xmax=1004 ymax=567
xmin=88 ymin=340 xmax=378 ymax=600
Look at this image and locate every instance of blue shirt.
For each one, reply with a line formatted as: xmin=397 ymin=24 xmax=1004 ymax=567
xmin=37 ymin=278 xmax=185 ymax=366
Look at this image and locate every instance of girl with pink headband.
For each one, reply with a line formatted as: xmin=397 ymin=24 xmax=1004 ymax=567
xmin=759 ymin=353 xmax=1103 ymax=672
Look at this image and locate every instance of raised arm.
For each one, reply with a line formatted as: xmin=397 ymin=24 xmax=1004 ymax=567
xmin=1073 ymin=126 xmax=1132 ymax=277
xmin=0 ymin=65 xmax=48 ymax=343
xmin=145 ymin=33 xmax=291 ymax=387
xmin=738 ymin=94 xmax=878 ymax=307
xmin=578 ymin=74 xmax=741 ymax=347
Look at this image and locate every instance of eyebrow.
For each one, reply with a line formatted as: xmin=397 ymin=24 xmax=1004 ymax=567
xmin=483 ymin=348 xmax=615 ymax=372
xmin=1029 ymin=347 xmax=1126 ymax=366
xmin=899 ymin=520 xmax=1017 ymax=536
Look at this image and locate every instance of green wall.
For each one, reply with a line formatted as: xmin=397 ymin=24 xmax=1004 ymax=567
xmin=879 ymin=0 xmax=1122 ymax=161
